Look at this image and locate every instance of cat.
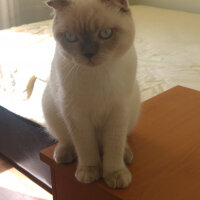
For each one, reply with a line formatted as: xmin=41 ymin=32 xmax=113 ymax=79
xmin=42 ymin=0 xmax=140 ymax=189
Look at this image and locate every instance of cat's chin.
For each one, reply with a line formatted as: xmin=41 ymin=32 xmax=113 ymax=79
xmin=86 ymin=60 xmax=102 ymax=68
xmin=76 ymin=59 xmax=104 ymax=68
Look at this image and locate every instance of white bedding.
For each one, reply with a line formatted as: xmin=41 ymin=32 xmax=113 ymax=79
xmin=132 ymin=6 xmax=200 ymax=100
xmin=0 ymin=6 xmax=199 ymax=124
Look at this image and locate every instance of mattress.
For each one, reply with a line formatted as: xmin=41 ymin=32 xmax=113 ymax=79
xmin=0 ymin=6 xmax=200 ymax=124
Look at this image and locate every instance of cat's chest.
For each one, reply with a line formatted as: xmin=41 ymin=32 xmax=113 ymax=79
xmin=63 ymin=69 xmax=112 ymax=104
xmin=58 ymin=60 xmax=134 ymax=113
xmin=60 ymin=68 xmax=127 ymax=113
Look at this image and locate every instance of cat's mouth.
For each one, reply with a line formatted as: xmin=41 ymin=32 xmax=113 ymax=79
xmin=74 ymin=55 xmax=105 ymax=68
xmin=87 ymin=59 xmax=97 ymax=67
xmin=80 ymin=58 xmax=101 ymax=68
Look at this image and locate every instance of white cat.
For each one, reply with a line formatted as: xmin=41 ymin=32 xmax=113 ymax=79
xmin=42 ymin=0 xmax=140 ymax=189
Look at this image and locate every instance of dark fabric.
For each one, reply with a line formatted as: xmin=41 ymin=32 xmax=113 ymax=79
xmin=0 ymin=105 xmax=56 ymax=189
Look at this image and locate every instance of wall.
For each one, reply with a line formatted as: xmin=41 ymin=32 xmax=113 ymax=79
xmin=129 ymin=0 xmax=200 ymax=14
xmin=0 ymin=0 xmax=51 ymax=29
xmin=15 ymin=0 xmax=51 ymax=26
xmin=0 ymin=0 xmax=16 ymax=29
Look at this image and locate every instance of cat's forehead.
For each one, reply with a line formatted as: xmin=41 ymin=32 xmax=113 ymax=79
xmin=59 ymin=0 xmax=120 ymax=32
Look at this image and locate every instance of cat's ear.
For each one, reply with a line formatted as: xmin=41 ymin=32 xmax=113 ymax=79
xmin=101 ymin=0 xmax=130 ymax=12
xmin=46 ymin=0 xmax=70 ymax=10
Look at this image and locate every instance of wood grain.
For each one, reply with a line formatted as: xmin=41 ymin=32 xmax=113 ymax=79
xmin=41 ymin=86 xmax=200 ymax=200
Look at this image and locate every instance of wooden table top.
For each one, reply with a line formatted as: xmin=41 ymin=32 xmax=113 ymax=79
xmin=41 ymin=86 xmax=200 ymax=200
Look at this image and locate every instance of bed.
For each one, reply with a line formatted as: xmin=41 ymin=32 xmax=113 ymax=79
xmin=0 ymin=5 xmax=200 ymax=191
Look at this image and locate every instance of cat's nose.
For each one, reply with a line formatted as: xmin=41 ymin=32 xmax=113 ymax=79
xmin=81 ymin=41 xmax=99 ymax=59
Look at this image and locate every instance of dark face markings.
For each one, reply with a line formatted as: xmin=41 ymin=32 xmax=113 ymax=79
xmin=80 ymin=32 xmax=99 ymax=58
xmin=55 ymin=27 xmax=119 ymax=65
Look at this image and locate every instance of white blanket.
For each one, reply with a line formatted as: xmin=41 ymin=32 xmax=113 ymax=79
xmin=132 ymin=6 xmax=200 ymax=100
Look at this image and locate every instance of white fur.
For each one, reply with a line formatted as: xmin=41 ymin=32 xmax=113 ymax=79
xmin=42 ymin=0 xmax=140 ymax=189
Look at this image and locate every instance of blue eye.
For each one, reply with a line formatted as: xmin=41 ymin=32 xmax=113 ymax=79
xmin=99 ymin=28 xmax=112 ymax=39
xmin=65 ymin=32 xmax=78 ymax=42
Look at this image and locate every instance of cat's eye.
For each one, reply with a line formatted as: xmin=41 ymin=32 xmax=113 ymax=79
xmin=65 ymin=32 xmax=78 ymax=42
xmin=99 ymin=28 xmax=112 ymax=39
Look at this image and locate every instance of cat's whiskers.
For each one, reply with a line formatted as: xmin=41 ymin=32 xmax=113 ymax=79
xmin=74 ymin=64 xmax=80 ymax=83
xmin=64 ymin=64 xmax=77 ymax=82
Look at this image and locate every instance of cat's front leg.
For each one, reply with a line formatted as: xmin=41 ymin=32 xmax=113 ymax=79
xmin=67 ymin=118 xmax=102 ymax=184
xmin=103 ymin=109 xmax=132 ymax=189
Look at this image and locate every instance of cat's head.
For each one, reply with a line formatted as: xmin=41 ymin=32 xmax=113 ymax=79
xmin=47 ymin=0 xmax=135 ymax=67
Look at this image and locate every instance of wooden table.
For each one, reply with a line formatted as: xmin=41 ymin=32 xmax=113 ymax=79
xmin=40 ymin=86 xmax=200 ymax=200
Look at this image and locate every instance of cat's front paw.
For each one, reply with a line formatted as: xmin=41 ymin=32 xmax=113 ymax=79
xmin=75 ymin=165 xmax=102 ymax=184
xmin=104 ymin=167 xmax=132 ymax=189
xmin=53 ymin=144 xmax=76 ymax=164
